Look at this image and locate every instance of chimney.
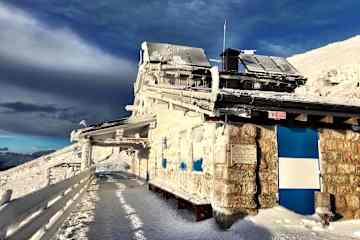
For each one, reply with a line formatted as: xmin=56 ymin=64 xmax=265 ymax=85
xmin=220 ymin=48 xmax=240 ymax=72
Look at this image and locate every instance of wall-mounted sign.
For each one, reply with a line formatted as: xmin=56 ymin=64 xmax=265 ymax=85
xmin=268 ymin=111 xmax=286 ymax=120
xmin=230 ymin=144 xmax=257 ymax=165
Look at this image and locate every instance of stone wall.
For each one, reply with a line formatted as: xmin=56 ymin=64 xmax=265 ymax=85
xmin=213 ymin=123 xmax=278 ymax=221
xmin=257 ymin=125 xmax=278 ymax=208
xmin=319 ymin=129 xmax=360 ymax=219
xmin=0 ymin=144 xmax=80 ymax=199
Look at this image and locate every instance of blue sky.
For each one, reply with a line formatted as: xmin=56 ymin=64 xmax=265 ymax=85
xmin=0 ymin=130 xmax=69 ymax=153
xmin=0 ymin=0 xmax=359 ymax=152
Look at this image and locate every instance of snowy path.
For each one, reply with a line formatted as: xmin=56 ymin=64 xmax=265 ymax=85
xmin=55 ymin=173 xmax=360 ymax=240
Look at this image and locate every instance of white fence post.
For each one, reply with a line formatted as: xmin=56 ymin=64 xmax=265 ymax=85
xmin=0 ymin=190 xmax=12 ymax=206
xmin=0 ymin=190 xmax=12 ymax=239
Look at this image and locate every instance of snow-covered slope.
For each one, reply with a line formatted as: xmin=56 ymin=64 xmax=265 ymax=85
xmin=288 ymin=36 xmax=360 ymax=100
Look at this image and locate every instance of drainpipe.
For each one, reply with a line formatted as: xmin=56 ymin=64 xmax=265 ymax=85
xmin=210 ymin=66 xmax=220 ymax=102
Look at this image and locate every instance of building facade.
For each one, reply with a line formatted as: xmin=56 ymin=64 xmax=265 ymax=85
xmin=72 ymin=42 xmax=360 ymax=226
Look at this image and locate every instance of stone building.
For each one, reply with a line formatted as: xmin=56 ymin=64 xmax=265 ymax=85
xmin=71 ymin=42 xmax=360 ymax=226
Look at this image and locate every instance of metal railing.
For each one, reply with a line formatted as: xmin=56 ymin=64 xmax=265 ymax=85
xmin=0 ymin=168 xmax=94 ymax=240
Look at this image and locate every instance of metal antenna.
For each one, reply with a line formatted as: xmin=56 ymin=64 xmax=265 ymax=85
xmin=222 ymin=19 xmax=227 ymax=71
xmin=223 ymin=19 xmax=227 ymax=53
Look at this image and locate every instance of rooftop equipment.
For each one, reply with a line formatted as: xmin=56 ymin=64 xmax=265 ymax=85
xmin=220 ymin=48 xmax=241 ymax=72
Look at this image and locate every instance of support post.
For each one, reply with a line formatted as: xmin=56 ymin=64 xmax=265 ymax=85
xmin=80 ymin=138 xmax=92 ymax=171
xmin=210 ymin=66 xmax=220 ymax=102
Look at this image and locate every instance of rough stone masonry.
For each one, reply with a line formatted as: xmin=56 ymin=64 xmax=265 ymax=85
xmin=319 ymin=129 xmax=360 ymax=219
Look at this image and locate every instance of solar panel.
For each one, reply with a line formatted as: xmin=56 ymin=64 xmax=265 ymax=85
xmin=239 ymin=54 xmax=266 ymax=73
xmin=144 ymin=42 xmax=211 ymax=67
xmin=255 ymin=55 xmax=281 ymax=73
xmin=239 ymin=54 xmax=301 ymax=76
xmin=270 ymin=56 xmax=301 ymax=76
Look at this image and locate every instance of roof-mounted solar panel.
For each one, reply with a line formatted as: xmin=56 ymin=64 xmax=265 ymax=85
xmin=239 ymin=54 xmax=266 ymax=73
xmin=255 ymin=55 xmax=281 ymax=73
xmin=239 ymin=54 xmax=301 ymax=76
xmin=270 ymin=56 xmax=301 ymax=76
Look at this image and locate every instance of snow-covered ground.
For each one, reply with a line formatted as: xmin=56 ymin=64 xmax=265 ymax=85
xmin=248 ymin=206 xmax=360 ymax=240
xmin=54 ymin=173 xmax=360 ymax=240
xmin=53 ymin=181 xmax=99 ymax=240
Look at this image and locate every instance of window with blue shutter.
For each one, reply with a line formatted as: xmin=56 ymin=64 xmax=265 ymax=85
xmin=162 ymin=158 xmax=167 ymax=169
xmin=180 ymin=161 xmax=187 ymax=171
xmin=192 ymin=158 xmax=203 ymax=172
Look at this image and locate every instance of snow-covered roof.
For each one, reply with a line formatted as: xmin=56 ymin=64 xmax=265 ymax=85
xmin=141 ymin=42 xmax=211 ymax=68
xmin=220 ymin=89 xmax=360 ymax=108
xmin=218 ymin=89 xmax=360 ymax=118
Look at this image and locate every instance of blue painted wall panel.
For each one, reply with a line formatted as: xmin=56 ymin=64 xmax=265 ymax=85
xmin=192 ymin=158 xmax=203 ymax=172
xmin=180 ymin=161 xmax=187 ymax=171
xmin=279 ymin=189 xmax=319 ymax=215
xmin=277 ymin=125 xmax=320 ymax=215
xmin=162 ymin=158 xmax=167 ymax=169
xmin=278 ymin=126 xmax=319 ymax=158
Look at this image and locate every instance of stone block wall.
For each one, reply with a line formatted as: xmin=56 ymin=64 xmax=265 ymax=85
xmin=257 ymin=125 xmax=278 ymax=208
xmin=0 ymin=144 xmax=80 ymax=199
xmin=212 ymin=123 xmax=278 ymax=219
xmin=319 ymin=129 xmax=360 ymax=219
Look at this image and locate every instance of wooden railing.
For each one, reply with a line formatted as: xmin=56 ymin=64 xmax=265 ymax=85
xmin=0 ymin=168 xmax=94 ymax=240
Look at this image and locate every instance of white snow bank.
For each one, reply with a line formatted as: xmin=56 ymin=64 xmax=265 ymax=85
xmin=245 ymin=206 xmax=360 ymax=239
xmin=288 ymin=35 xmax=360 ymax=103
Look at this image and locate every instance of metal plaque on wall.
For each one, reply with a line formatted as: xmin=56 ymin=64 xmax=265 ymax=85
xmin=230 ymin=144 xmax=257 ymax=165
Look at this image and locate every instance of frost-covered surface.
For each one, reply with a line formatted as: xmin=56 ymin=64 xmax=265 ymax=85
xmin=55 ymin=173 xmax=360 ymax=240
xmin=248 ymin=207 xmax=360 ymax=240
xmin=52 ymin=180 xmax=99 ymax=240
xmin=220 ymin=88 xmax=360 ymax=107
xmin=294 ymin=63 xmax=360 ymax=100
xmin=288 ymin=35 xmax=360 ymax=101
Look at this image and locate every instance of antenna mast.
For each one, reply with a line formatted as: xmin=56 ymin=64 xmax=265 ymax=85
xmin=222 ymin=19 xmax=227 ymax=70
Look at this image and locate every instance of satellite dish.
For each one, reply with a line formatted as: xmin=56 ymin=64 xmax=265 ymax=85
xmin=79 ymin=120 xmax=87 ymax=128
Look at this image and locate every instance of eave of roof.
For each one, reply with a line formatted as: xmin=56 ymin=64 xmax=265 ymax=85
xmin=217 ymin=89 xmax=360 ymax=117
xmin=79 ymin=117 xmax=156 ymax=137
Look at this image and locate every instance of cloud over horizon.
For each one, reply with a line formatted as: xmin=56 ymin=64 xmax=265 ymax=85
xmin=0 ymin=2 xmax=136 ymax=138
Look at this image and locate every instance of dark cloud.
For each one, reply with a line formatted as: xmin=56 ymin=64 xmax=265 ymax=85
xmin=0 ymin=56 xmax=134 ymax=107
xmin=0 ymin=101 xmax=68 ymax=114
xmin=0 ymin=101 xmax=92 ymax=124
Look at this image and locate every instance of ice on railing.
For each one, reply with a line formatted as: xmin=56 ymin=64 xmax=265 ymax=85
xmin=0 ymin=144 xmax=80 ymax=199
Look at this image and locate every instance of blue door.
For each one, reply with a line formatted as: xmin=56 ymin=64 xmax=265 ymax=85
xmin=277 ymin=126 xmax=320 ymax=215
